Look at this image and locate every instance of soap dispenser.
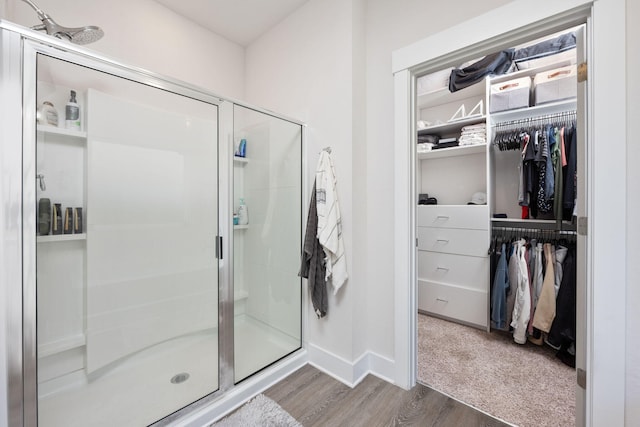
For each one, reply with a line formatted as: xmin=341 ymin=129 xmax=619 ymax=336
xmin=238 ymin=198 xmax=248 ymax=225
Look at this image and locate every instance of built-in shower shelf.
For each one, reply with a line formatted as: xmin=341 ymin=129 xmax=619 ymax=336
xmin=234 ymin=289 xmax=249 ymax=301
xmin=38 ymin=334 xmax=86 ymax=358
xmin=37 ymin=124 xmax=87 ymax=139
xmin=233 ymin=156 xmax=249 ymax=165
xmin=37 ymin=233 xmax=87 ymax=243
xmin=234 ymin=225 xmax=249 ymax=230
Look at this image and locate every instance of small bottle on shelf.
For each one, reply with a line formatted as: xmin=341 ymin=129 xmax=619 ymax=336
xmin=238 ymin=198 xmax=248 ymax=225
xmin=65 ymin=90 xmax=81 ymax=131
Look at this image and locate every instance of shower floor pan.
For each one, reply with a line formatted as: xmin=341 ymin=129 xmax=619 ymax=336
xmin=38 ymin=314 xmax=299 ymax=427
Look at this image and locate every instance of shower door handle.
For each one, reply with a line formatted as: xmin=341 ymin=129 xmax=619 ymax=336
xmin=216 ymin=235 xmax=223 ymax=259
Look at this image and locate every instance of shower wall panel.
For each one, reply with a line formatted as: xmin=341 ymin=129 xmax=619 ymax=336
xmin=85 ymin=89 xmax=218 ymax=373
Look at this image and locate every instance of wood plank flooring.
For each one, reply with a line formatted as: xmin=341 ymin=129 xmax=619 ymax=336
xmin=264 ymin=365 xmax=510 ymax=427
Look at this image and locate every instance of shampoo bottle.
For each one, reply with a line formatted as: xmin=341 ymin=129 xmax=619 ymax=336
xmin=65 ymin=90 xmax=81 ymax=130
xmin=238 ymin=198 xmax=248 ymax=225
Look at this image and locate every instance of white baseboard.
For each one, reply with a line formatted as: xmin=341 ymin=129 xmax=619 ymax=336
xmin=307 ymin=343 xmax=396 ymax=388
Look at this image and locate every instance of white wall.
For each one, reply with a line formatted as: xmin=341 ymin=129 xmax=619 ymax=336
xmin=244 ymin=0 xmax=512 ymax=381
xmin=363 ymin=0 xmax=510 ymax=358
xmin=245 ymin=0 xmax=358 ymax=371
xmin=626 ymin=0 xmax=640 ymax=424
xmin=6 ymin=0 xmax=245 ymax=99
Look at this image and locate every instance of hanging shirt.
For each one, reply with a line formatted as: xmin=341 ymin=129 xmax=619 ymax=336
xmin=553 ymin=127 xmax=564 ymax=220
xmin=563 ymin=125 xmax=577 ymax=220
xmin=536 ymin=130 xmax=553 ymax=214
xmin=511 ymin=240 xmax=531 ymax=344
xmin=532 ymin=243 xmax=557 ymax=333
xmin=491 ymin=243 xmax=509 ymax=330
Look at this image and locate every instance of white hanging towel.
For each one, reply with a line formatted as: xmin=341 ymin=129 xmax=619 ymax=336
xmin=315 ymin=150 xmax=348 ymax=294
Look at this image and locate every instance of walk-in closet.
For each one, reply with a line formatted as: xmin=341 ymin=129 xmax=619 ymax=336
xmin=414 ymin=25 xmax=585 ymax=427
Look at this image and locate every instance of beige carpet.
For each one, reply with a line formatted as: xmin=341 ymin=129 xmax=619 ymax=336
xmin=418 ymin=314 xmax=575 ymax=427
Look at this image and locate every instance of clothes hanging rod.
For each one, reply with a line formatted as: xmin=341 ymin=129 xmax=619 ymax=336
xmin=492 ymin=219 xmax=577 ymax=233
xmin=492 ymin=110 xmax=576 ymax=128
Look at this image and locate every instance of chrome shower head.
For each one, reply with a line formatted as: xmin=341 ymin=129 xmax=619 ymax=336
xmin=22 ymin=0 xmax=104 ymax=45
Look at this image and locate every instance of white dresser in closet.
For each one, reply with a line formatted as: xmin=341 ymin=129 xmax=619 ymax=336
xmin=417 ymin=205 xmax=489 ymax=328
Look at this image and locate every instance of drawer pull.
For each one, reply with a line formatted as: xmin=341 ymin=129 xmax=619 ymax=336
xmin=436 ymin=298 xmax=449 ymax=303
xmin=436 ymin=239 xmax=449 ymax=243
xmin=436 ymin=266 xmax=449 ymax=271
xmin=436 ymin=215 xmax=450 ymax=219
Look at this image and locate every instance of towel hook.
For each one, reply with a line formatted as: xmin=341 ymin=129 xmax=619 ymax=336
xmin=36 ymin=173 xmax=46 ymax=191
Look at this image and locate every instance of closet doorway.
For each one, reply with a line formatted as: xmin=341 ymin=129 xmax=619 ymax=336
xmin=411 ymin=21 xmax=587 ymax=427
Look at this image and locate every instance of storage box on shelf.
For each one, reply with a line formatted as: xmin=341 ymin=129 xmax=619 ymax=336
xmin=533 ymin=64 xmax=577 ymax=105
xmin=489 ymin=76 xmax=531 ymax=113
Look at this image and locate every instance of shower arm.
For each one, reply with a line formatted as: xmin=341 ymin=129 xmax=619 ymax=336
xmin=21 ymin=0 xmax=48 ymax=21
xmin=21 ymin=0 xmax=61 ymax=35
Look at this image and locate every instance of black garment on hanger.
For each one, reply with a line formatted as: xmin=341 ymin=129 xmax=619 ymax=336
xmin=563 ymin=125 xmax=577 ymax=220
xmin=547 ymin=246 xmax=576 ymax=367
xmin=449 ymin=49 xmax=514 ymax=92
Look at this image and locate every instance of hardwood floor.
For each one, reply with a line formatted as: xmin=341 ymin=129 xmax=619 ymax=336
xmin=264 ymin=365 xmax=510 ymax=427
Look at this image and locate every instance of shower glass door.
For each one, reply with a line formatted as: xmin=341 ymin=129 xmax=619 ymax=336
xmin=232 ymin=105 xmax=302 ymax=383
xmin=34 ymin=54 xmax=219 ymax=426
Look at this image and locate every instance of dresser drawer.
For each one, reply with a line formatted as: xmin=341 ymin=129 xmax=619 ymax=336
xmin=417 ymin=205 xmax=489 ymax=230
xmin=417 ymin=227 xmax=489 ymax=256
xmin=417 ymin=251 xmax=488 ymax=291
xmin=418 ymin=280 xmax=488 ymax=328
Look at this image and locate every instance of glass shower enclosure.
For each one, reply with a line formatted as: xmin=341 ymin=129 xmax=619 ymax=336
xmin=5 ymin=27 xmax=304 ymax=426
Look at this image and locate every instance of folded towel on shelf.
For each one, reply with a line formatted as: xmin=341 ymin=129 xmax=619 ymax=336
xmin=459 ymin=122 xmax=487 ymax=146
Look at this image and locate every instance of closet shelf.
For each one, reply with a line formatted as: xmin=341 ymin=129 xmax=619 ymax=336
xmin=37 ymin=125 xmax=87 ymax=139
xmin=418 ymin=115 xmax=485 ymax=136
xmin=489 ymin=57 xmax=576 ymax=85
xmin=490 ymin=99 xmax=577 ymax=123
xmin=37 ymin=233 xmax=87 ymax=243
xmin=417 ymin=144 xmax=485 ymax=160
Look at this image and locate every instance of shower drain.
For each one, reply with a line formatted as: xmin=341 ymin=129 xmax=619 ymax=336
xmin=171 ymin=372 xmax=190 ymax=384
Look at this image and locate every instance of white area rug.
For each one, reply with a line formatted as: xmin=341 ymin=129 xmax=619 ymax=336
xmin=212 ymin=394 xmax=302 ymax=427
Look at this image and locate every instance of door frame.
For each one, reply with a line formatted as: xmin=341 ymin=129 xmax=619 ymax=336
xmin=392 ymin=1 xmax=627 ymax=426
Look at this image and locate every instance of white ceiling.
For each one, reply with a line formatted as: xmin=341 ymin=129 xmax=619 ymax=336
xmin=154 ymin=0 xmax=310 ymax=46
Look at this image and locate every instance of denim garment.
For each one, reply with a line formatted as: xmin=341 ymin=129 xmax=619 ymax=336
xmin=513 ymin=32 xmax=576 ymax=63
xmin=491 ymin=243 xmax=509 ymax=330
xmin=449 ymin=49 xmax=514 ymax=92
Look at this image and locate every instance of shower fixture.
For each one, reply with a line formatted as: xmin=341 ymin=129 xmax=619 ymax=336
xmin=21 ymin=0 xmax=104 ymax=45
